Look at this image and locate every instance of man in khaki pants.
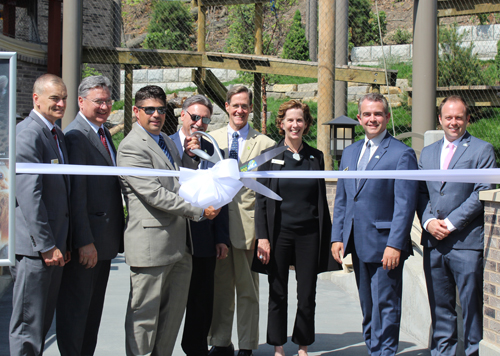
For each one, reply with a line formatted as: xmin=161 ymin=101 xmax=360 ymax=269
xmin=208 ymin=86 xmax=275 ymax=356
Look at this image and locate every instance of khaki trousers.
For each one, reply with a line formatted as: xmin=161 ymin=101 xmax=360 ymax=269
xmin=125 ymin=250 xmax=192 ymax=356
xmin=208 ymin=246 xmax=259 ymax=350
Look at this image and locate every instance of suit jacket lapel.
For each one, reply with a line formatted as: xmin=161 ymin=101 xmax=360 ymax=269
xmin=241 ymin=128 xmax=259 ymax=164
xmin=133 ymin=123 xmax=176 ymax=171
xmin=31 ymin=112 xmax=62 ymax=162
xmin=448 ymin=132 xmax=471 ymax=170
xmin=77 ymin=114 xmax=114 ymax=166
xmin=356 ymin=132 xmax=390 ymax=193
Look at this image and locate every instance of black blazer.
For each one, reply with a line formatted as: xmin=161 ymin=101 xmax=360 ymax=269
xmin=252 ymin=139 xmax=340 ymax=274
xmin=169 ymin=131 xmax=230 ymax=257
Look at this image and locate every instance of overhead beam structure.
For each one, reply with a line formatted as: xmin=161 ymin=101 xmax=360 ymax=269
xmin=81 ymin=48 xmax=398 ymax=86
xmin=437 ymin=0 xmax=500 ymax=18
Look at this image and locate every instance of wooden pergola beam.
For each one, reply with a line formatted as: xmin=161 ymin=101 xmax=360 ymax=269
xmin=81 ymin=47 xmax=398 ymax=86
xmin=438 ymin=0 xmax=500 ymax=18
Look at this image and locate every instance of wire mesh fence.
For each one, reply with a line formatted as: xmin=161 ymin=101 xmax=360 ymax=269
xmin=5 ymin=0 xmax=500 ymax=166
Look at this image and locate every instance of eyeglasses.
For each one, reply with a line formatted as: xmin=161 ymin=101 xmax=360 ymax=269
xmin=84 ymin=98 xmax=113 ymax=107
xmin=186 ymin=111 xmax=211 ymax=125
xmin=137 ymin=106 xmax=168 ymax=115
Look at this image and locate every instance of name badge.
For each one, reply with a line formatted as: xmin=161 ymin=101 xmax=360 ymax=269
xmin=51 ymin=159 xmax=59 ymax=164
xmin=271 ymin=159 xmax=285 ymax=165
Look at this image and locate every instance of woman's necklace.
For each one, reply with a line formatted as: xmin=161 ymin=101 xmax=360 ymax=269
xmin=286 ymin=141 xmax=303 ymax=161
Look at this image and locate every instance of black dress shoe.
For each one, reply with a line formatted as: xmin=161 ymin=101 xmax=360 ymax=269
xmin=236 ymin=350 xmax=253 ymax=356
xmin=208 ymin=343 xmax=235 ymax=356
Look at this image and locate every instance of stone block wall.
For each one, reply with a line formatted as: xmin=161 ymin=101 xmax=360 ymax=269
xmin=480 ymin=190 xmax=500 ymax=356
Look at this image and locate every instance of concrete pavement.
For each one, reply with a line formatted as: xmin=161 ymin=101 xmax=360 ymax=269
xmin=0 ymin=254 xmax=430 ymax=355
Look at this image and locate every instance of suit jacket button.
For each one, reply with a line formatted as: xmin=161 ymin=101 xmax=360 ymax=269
xmin=440 ymin=192 xmax=444 ymax=196
xmin=65 ymin=213 xmax=69 ymax=217
xmin=354 ymin=197 xmax=358 ymax=202
xmin=437 ymin=210 xmax=440 ymax=214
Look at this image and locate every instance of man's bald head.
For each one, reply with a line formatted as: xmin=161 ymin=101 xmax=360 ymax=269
xmin=32 ymin=74 xmax=67 ymax=124
xmin=33 ymin=74 xmax=66 ymax=96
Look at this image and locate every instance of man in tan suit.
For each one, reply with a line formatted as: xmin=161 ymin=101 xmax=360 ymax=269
xmin=208 ymin=86 xmax=275 ymax=356
xmin=117 ymin=85 xmax=219 ymax=356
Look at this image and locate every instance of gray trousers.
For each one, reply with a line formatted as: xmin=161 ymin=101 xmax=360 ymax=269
xmin=125 ymin=249 xmax=192 ymax=356
xmin=9 ymin=256 xmax=64 ymax=356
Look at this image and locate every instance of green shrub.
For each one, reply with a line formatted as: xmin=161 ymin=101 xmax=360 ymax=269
xmin=348 ymin=0 xmax=387 ymax=48
xmin=282 ymin=10 xmax=309 ymax=61
xmin=82 ymin=64 xmax=102 ymax=78
xmin=438 ymin=24 xmax=493 ymax=86
xmin=390 ymin=29 xmax=412 ymax=44
xmin=144 ymin=1 xmax=194 ymax=51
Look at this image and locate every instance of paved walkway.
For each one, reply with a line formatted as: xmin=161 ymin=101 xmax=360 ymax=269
xmin=0 ymin=254 xmax=430 ymax=355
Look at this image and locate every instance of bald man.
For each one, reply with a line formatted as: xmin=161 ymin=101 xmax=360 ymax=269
xmin=10 ymin=74 xmax=71 ymax=356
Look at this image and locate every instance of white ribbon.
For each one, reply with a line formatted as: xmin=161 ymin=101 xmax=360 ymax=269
xmin=179 ymin=159 xmax=243 ymax=209
xmin=16 ymin=162 xmax=500 ymax=209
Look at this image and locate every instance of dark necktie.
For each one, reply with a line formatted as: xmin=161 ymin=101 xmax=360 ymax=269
xmin=98 ymin=127 xmax=111 ymax=157
xmin=229 ymin=132 xmax=239 ymax=160
xmin=356 ymin=140 xmax=372 ymax=189
xmin=51 ymin=127 xmax=58 ymax=144
xmin=158 ymin=135 xmax=176 ymax=167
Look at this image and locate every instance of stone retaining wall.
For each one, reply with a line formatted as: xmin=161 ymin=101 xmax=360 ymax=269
xmin=480 ymin=189 xmax=500 ymax=356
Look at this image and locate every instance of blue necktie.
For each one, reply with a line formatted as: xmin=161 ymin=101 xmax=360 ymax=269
xmin=229 ymin=132 xmax=239 ymax=160
xmin=158 ymin=135 xmax=176 ymax=167
xmin=356 ymin=140 xmax=371 ymax=189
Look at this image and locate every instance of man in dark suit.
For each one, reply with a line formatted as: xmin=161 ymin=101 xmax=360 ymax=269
xmin=117 ymin=86 xmax=220 ymax=356
xmin=331 ymin=93 xmax=418 ymax=356
xmin=10 ymin=74 xmax=71 ymax=355
xmin=56 ymin=75 xmax=124 ymax=356
xmin=170 ymin=94 xmax=230 ymax=356
xmin=418 ymin=95 xmax=496 ymax=356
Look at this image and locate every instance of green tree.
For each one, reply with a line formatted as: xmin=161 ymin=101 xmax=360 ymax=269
xmin=282 ymin=10 xmax=309 ymax=61
xmin=224 ymin=5 xmax=255 ymax=54
xmin=438 ymin=24 xmax=491 ymax=86
xmin=144 ymin=1 xmax=194 ymax=51
xmin=348 ymin=0 xmax=387 ymax=48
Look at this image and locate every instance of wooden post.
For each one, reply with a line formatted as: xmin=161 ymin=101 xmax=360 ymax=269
xmin=61 ymin=0 xmax=82 ymax=128
xmin=317 ymin=0 xmax=335 ymax=170
xmin=255 ymin=2 xmax=263 ymax=56
xmin=197 ymin=0 xmax=206 ymax=52
xmin=253 ymin=2 xmax=263 ymax=131
xmin=412 ymin=0 xmax=437 ymax=152
xmin=48 ymin=0 xmax=62 ymax=76
xmin=124 ymin=65 xmax=133 ymax=136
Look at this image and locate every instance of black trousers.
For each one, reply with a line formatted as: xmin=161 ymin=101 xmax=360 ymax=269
xmin=267 ymin=231 xmax=319 ymax=346
xmin=56 ymin=256 xmax=111 ymax=356
xmin=182 ymin=255 xmax=217 ymax=356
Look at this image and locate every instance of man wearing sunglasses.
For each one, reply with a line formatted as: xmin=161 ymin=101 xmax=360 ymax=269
xmin=57 ymin=75 xmax=124 ymax=356
xmin=117 ymin=86 xmax=220 ymax=356
xmin=170 ymin=94 xmax=230 ymax=356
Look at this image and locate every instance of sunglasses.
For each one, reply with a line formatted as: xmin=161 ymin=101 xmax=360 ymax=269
xmin=137 ymin=106 xmax=167 ymax=115
xmin=186 ymin=111 xmax=211 ymax=125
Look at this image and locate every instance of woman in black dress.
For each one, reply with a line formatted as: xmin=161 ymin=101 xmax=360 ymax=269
xmin=253 ymin=100 xmax=339 ymax=356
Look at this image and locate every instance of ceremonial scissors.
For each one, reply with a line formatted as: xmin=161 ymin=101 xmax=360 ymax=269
xmin=189 ymin=131 xmax=287 ymax=201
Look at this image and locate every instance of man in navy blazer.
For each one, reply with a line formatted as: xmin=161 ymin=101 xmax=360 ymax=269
xmin=11 ymin=74 xmax=71 ymax=355
xmin=331 ymin=93 xmax=418 ymax=356
xmin=418 ymin=95 xmax=496 ymax=356
xmin=170 ymin=94 xmax=230 ymax=356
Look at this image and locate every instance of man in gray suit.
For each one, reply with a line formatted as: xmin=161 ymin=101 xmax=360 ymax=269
xmin=117 ymin=85 xmax=220 ymax=356
xmin=10 ymin=74 xmax=71 ymax=355
xmin=56 ymin=76 xmax=124 ymax=356
xmin=418 ymin=95 xmax=496 ymax=356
